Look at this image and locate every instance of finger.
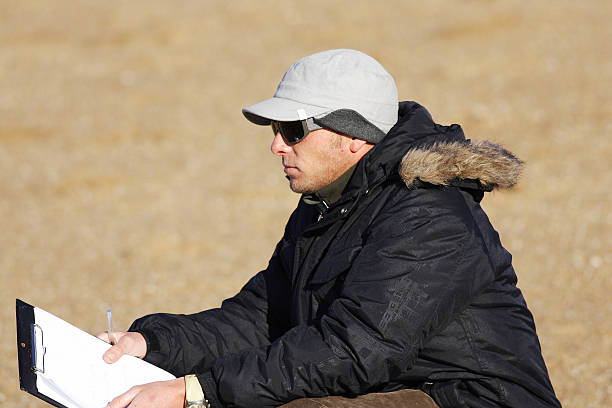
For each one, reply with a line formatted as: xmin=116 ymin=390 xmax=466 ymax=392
xmin=108 ymin=386 xmax=139 ymax=408
xmin=103 ymin=342 xmax=125 ymax=364
xmin=96 ymin=331 xmax=111 ymax=342
xmin=97 ymin=330 xmax=124 ymax=345
xmin=103 ymin=332 xmax=147 ymax=363
xmin=107 ymin=330 xmax=118 ymax=345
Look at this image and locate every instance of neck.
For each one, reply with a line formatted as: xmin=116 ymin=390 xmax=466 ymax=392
xmin=304 ymin=163 xmax=358 ymax=207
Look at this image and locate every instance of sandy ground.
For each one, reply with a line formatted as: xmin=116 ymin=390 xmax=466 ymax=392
xmin=1 ymin=1 xmax=610 ymax=407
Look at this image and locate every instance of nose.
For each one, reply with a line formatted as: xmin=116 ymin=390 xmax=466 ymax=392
xmin=270 ymin=132 xmax=291 ymax=156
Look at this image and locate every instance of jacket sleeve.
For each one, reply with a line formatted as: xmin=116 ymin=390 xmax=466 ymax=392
xmin=197 ymin=187 xmax=498 ymax=407
xmin=128 ymin=239 xmax=292 ymax=376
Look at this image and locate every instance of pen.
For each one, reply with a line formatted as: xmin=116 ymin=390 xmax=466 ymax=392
xmin=107 ymin=309 xmax=116 ymax=345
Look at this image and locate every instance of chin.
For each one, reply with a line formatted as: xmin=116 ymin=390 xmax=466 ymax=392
xmin=289 ymin=184 xmax=308 ymax=194
xmin=289 ymin=179 xmax=315 ymax=194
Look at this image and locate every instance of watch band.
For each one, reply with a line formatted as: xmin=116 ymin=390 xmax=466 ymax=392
xmin=184 ymin=374 xmax=210 ymax=408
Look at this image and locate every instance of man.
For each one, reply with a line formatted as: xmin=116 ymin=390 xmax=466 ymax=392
xmin=101 ymin=49 xmax=561 ymax=408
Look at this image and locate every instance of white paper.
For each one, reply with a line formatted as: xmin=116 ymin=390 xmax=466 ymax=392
xmin=33 ymin=307 xmax=175 ymax=408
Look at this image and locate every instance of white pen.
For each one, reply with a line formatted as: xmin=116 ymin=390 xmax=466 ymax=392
xmin=106 ymin=309 xmax=116 ymax=345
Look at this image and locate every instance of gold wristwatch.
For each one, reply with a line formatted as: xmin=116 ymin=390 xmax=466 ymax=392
xmin=184 ymin=374 xmax=210 ymax=408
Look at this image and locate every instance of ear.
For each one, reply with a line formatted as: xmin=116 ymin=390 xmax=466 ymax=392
xmin=349 ymin=138 xmax=369 ymax=153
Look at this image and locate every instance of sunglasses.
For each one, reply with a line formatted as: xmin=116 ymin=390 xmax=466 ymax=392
xmin=271 ymin=117 xmax=322 ymax=145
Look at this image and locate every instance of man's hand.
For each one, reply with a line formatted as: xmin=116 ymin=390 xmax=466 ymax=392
xmin=97 ymin=332 xmax=184 ymax=407
xmin=96 ymin=331 xmax=147 ymax=363
xmin=106 ymin=377 xmax=186 ymax=408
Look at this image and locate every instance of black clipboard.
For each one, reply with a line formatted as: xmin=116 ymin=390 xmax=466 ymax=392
xmin=16 ymin=299 xmax=69 ymax=408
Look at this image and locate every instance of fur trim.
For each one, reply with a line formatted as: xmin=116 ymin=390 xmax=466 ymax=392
xmin=399 ymin=140 xmax=523 ymax=190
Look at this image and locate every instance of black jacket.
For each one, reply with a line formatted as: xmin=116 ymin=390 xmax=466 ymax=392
xmin=130 ymin=102 xmax=561 ymax=408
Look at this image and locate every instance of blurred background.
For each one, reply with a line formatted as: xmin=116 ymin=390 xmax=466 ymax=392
xmin=1 ymin=1 xmax=610 ymax=406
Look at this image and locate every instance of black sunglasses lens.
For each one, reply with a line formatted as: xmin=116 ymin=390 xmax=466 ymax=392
xmin=273 ymin=120 xmax=306 ymax=145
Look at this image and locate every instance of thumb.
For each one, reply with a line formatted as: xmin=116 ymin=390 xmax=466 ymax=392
xmin=103 ymin=341 xmax=126 ymax=364
xmin=108 ymin=386 xmax=139 ymax=408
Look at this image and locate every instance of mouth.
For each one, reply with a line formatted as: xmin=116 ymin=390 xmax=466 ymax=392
xmin=283 ymin=163 xmax=298 ymax=175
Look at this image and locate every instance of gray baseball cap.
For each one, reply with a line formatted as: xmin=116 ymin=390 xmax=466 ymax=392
xmin=242 ymin=49 xmax=399 ymax=136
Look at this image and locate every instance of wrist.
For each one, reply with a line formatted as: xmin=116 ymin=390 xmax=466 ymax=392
xmin=131 ymin=332 xmax=148 ymax=359
xmin=178 ymin=377 xmax=187 ymax=402
xmin=129 ymin=328 xmax=157 ymax=358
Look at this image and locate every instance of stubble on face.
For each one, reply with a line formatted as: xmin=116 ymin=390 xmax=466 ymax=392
xmin=287 ymin=132 xmax=350 ymax=194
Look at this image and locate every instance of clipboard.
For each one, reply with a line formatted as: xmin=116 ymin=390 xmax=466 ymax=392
xmin=16 ymin=299 xmax=176 ymax=408
xmin=16 ymin=299 xmax=66 ymax=408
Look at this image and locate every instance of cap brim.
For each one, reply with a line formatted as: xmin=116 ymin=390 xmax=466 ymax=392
xmin=242 ymin=97 xmax=332 ymax=125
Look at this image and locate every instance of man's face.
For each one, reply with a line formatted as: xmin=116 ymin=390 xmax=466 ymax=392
xmin=270 ymin=128 xmax=354 ymax=194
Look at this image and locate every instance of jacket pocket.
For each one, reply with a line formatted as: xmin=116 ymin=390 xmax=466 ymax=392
xmin=308 ymin=245 xmax=362 ymax=285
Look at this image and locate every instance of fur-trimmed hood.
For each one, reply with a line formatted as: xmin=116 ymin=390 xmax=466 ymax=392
xmin=399 ymin=140 xmax=524 ymax=191
xmin=343 ymin=102 xmax=524 ymax=203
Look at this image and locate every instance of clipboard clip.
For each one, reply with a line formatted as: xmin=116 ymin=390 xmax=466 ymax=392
xmin=31 ymin=323 xmax=46 ymax=374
